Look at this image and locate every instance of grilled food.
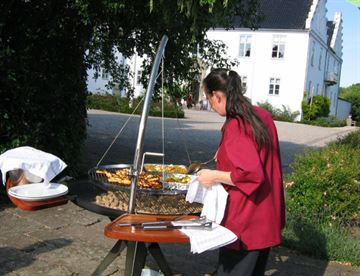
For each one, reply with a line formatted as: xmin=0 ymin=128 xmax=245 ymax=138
xmin=96 ymin=168 xmax=162 ymax=189
xmin=165 ymin=174 xmax=192 ymax=184
xmin=144 ymin=164 xmax=187 ymax=174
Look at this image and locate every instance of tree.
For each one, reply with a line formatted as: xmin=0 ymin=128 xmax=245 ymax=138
xmin=340 ymin=83 xmax=360 ymax=124
xmin=0 ymin=0 xmax=261 ymax=173
xmin=302 ymin=95 xmax=330 ymax=121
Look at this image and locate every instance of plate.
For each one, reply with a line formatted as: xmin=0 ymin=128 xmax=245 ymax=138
xmin=8 ymin=183 xmax=68 ymax=201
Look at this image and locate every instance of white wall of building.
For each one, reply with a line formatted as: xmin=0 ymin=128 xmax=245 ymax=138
xmin=86 ymin=51 xmax=145 ymax=98
xmin=127 ymin=54 xmax=146 ymax=97
xmin=305 ymin=1 xmax=343 ymax=116
xmin=87 ymin=68 xmax=114 ymax=94
xmin=207 ymin=29 xmax=310 ymax=116
xmin=336 ymin=98 xmax=352 ymax=120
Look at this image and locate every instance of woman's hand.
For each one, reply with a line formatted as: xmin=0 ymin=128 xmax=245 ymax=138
xmin=197 ymin=169 xmax=216 ymax=188
xmin=197 ymin=169 xmax=234 ymax=188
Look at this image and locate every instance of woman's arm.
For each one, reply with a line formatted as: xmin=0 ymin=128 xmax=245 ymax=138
xmin=197 ymin=169 xmax=234 ymax=188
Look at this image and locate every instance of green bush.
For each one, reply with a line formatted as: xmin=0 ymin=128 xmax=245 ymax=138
xmin=87 ymin=94 xmax=123 ymax=112
xmin=285 ymin=130 xmax=360 ymax=225
xmin=87 ymin=94 xmax=184 ymax=118
xmin=335 ymin=128 xmax=360 ymax=146
xmin=283 ymin=215 xmax=360 ymax=265
xmin=257 ymin=101 xmax=277 ymax=116
xmin=257 ymin=101 xmax=299 ymax=122
xmin=302 ymin=95 xmax=330 ymax=121
xmin=283 ymin=130 xmax=360 ymax=264
xmin=301 ymin=116 xmax=346 ymax=127
xmin=274 ymin=105 xmax=300 ymax=122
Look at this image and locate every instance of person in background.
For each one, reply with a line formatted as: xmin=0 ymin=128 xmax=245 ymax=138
xmin=197 ymin=68 xmax=285 ymax=276
xmin=187 ymin=92 xmax=193 ymax=109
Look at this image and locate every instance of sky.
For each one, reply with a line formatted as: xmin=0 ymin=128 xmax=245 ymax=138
xmin=326 ymin=0 xmax=360 ymax=87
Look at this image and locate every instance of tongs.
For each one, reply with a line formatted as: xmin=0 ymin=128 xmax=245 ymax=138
xmin=117 ymin=216 xmax=212 ymax=230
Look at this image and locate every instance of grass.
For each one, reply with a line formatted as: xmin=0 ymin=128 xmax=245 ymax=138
xmin=282 ymin=216 xmax=360 ymax=265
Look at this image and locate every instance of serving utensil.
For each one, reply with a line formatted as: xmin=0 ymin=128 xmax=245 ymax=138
xmin=116 ymin=216 xmax=211 ymax=230
xmin=186 ymin=158 xmax=215 ymax=174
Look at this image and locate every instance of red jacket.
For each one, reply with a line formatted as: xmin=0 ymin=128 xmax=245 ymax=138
xmin=216 ymin=107 xmax=285 ymax=250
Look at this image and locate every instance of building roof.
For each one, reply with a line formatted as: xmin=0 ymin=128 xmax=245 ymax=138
xmin=233 ymin=0 xmax=312 ymax=29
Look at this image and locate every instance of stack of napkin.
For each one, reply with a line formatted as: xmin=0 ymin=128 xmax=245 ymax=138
xmin=186 ymin=178 xmax=228 ymax=224
xmin=0 ymin=146 xmax=67 ymax=185
xmin=180 ymin=222 xmax=237 ymax=254
xmin=184 ymin=178 xmax=237 ymax=253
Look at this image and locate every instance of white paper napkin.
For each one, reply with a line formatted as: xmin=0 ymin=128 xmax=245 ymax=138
xmin=186 ymin=178 xmax=228 ymax=224
xmin=180 ymin=223 xmax=237 ymax=254
xmin=0 ymin=146 xmax=67 ymax=185
xmin=183 ymin=178 xmax=236 ymax=253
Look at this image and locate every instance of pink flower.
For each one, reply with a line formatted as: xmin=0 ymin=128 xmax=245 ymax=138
xmin=285 ymin=181 xmax=294 ymax=188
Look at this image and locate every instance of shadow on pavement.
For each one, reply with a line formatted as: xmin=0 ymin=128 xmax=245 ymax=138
xmin=0 ymin=239 xmax=72 ymax=275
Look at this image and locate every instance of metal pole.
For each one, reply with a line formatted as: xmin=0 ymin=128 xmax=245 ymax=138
xmin=128 ymin=35 xmax=168 ymax=213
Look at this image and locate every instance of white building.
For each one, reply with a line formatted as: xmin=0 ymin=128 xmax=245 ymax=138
xmin=206 ymin=0 xmax=347 ymax=119
xmin=87 ymin=0 xmax=349 ymax=119
xmin=87 ymin=52 xmax=145 ymax=97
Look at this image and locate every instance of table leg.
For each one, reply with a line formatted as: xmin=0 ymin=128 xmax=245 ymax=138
xmin=125 ymin=241 xmax=147 ymax=276
xmin=148 ymin=243 xmax=173 ymax=276
xmin=92 ymin=240 xmax=126 ymax=276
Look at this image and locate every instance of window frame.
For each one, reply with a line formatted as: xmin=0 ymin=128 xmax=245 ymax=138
xmin=271 ymin=35 xmax=286 ymax=59
xmin=241 ymin=75 xmax=248 ymax=93
xmin=311 ymin=41 xmax=315 ymax=66
xmin=318 ymin=47 xmax=323 ymax=71
xmin=101 ymin=69 xmax=109 ymax=80
xmin=136 ymin=70 xmax=143 ymax=85
xmin=239 ymin=35 xmax=252 ymax=57
xmin=269 ymin=77 xmax=280 ymax=95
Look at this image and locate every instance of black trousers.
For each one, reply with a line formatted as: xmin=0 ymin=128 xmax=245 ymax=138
xmin=216 ymin=247 xmax=270 ymax=276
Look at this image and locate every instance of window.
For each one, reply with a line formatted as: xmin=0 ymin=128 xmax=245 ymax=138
xmin=318 ymin=48 xmax=323 ymax=70
xmin=271 ymin=35 xmax=286 ymax=58
xmin=239 ymin=35 xmax=252 ymax=57
xmin=311 ymin=41 xmax=315 ymax=66
xmin=334 ymin=60 xmax=338 ymax=75
xmin=136 ymin=70 xmax=142 ymax=85
xmin=241 ymin=76 xmax=247 ymax=93
xmin=269 ymin=78 xmax=280 ymax=95
xmin=326 ymin=55 xmax=330 ymax=72
xmin=101 ymin=69 xmax=109 ymax=80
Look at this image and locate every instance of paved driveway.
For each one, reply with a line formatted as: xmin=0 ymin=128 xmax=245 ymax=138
xmin=81 ymin=109 xmax=357 ymax=175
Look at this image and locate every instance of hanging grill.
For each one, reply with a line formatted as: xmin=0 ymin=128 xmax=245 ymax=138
xmin=88 ymin=164 xmax=202 ymax=215
xmin=85 ymin=35 xmax=202 ymax=216
xmin=89 ymin=164 xmax=187 ymax=195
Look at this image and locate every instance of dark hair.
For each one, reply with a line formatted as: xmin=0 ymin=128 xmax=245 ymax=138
xmin=203 ymin=68 xmax=271 ymax=148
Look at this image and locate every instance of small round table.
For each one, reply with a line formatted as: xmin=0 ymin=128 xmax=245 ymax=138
xmin=93 ymin=213 xmax=197 ymax=276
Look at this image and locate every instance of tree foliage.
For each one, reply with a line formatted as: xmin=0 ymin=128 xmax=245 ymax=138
xmin=84 ymin=0 xmax=261 ymax=96
xmin=0 ymin=1 xmax=90 ymax=173
xmin=302 ymin=95 xmax=330 ymax=121
xmin=340 ymin=83 xmax=360 ymax=123
xmin=0 ymin=0 xmax=261 ymax=173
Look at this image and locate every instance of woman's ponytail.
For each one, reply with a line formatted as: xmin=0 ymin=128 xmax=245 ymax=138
xmin=203 ymin=68 xmax=271 ymax=148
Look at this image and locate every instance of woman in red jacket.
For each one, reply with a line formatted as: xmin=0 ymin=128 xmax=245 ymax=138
xmin=197 ymin=69 xmax=285 ymax=276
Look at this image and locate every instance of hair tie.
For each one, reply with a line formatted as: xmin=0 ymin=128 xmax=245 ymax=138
xmin=227 ymin=70 xmax=230 ymax=76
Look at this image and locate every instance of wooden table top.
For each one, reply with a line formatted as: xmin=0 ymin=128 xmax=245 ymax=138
xmin=104 ymin=213 xmax=198 ymax=243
